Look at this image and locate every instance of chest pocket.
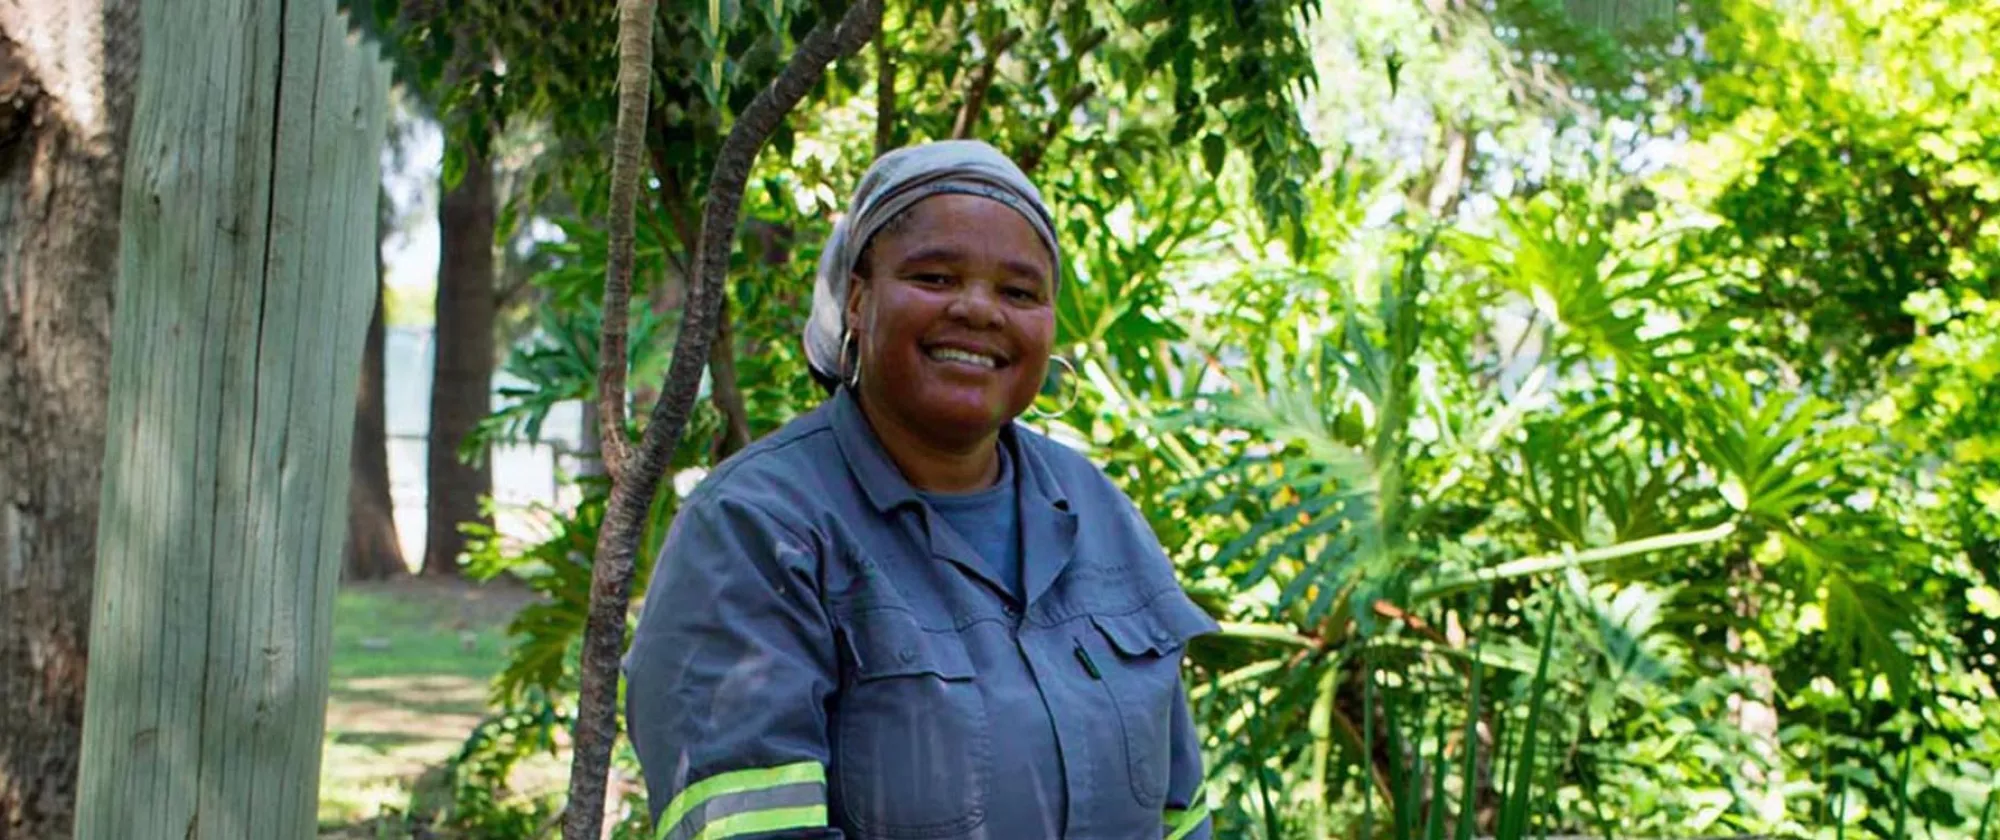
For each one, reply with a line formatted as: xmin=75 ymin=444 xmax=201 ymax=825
xmin=835 ymin=606 xmax=989 ymax=838
xmin=1086 ymin=592 xmax=1218 ymax=809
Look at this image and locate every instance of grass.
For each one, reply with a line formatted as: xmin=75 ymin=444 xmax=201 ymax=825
xmin=318 ymin=578 xmax=531 ymax=837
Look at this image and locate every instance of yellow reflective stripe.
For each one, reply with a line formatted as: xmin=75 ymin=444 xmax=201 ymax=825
xmin=1164 ymin=801 xmax=1210 ymax=840
xmin=655 ymin=761 xmax=826 ymax=840
xmin=692 ymin=805 xmax=828 ymax=840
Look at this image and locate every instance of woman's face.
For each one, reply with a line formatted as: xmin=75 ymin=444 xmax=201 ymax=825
xmin=847 ymin=193 xmax=1056 ymax=448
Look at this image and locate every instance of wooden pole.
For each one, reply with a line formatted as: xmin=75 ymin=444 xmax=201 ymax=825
xmin=72 ymin=0 xmax=388 ymax=835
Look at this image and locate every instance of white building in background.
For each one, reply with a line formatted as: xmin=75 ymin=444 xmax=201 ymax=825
xmin=382 ymin=325 xmax=586 ymax=567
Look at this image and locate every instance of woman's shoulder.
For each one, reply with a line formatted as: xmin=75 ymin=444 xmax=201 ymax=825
xmin=1010 ymin=422 xmax=1103 ymax=477
xmin=1011 ymin=424 xmax=1192 ymax=600
xmin=1010 ymin=424 xmax=1145 ymax=519
xmin=678 ymin=401 xmax=845 ymax=523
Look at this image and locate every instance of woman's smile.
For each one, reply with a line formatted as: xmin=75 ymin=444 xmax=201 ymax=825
xmin=924 ymin=342 xmax=1006 ymax=371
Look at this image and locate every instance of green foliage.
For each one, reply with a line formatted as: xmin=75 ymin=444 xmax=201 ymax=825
xmin=398 ymin=0 xmax=2000 ymax=836
xmin=436 ymin=690 xmax=570 ymax=838
xmin=462 ymin=475 xmax=683 ymax=709
xmin=441 ymin=486 xmax=680 ymax=838
xmin=461 ymin=215 xmax=685 ymax=460
xmin=461 ymin=496 xmax=605 ymax=706
xmin=1111 ymin=0 xmax=1322 ymax=250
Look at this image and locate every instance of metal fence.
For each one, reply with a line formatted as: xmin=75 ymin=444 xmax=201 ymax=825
xmin=383 ymin=326 xmax=587 ymax=563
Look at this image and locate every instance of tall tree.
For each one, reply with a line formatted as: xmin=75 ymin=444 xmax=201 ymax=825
xmin=422 ymin=142 xmax=496 ymax=577
xmin=347 ymin=190 xmax=407 ymax=581
xmin=0 ymin=0 xmax=136 ymax=834
xmin=72 ymin=0 xmax=388 ymax=833
xmin=355 ymin=2 xmax=501 ymax=581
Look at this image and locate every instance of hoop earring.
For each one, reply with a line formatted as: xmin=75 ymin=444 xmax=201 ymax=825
xmin=842 ymin=328 xmax=863 ymax=391
xmin=1029 ymin=356 xmax=1080 ymax=419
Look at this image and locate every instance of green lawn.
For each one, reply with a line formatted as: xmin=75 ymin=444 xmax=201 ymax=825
xmin=318 ymin=579 xmax=531 ymax=836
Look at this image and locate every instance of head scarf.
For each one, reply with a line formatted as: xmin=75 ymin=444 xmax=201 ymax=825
xmin=804 ymin=140 xmax=1062 ymax=386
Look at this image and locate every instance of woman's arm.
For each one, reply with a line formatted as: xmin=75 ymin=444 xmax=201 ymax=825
xmin=624 ymin=496 xmax=844 ymax=839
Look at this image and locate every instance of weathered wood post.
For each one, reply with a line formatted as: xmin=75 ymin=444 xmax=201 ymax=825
xmin=71 ymin=0 xmax=388 ymax=835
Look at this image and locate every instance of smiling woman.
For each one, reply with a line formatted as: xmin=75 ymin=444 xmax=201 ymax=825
xmin=623 ymin=140 xmax=1218 ymax=840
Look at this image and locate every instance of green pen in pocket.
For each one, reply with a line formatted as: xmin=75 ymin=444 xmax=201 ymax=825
xmin=1073 ymin=640 xmax=1102 ymax=680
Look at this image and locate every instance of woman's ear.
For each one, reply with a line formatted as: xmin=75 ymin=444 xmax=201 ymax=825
xmin=844 ymin=273 xmax=868 ymax=329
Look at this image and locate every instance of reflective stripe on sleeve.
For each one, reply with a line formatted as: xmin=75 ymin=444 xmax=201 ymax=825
xmin=691 ymin=805 xmax=828 ymax=840
xmin=655 ymin=761 xmax=828 ymax=840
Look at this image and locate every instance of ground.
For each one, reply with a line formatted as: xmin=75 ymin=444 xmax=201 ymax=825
xmin=318 ymin=577 xmax=549 ymax=838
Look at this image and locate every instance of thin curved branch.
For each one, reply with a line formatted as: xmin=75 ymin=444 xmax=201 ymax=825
xmin=562 ymin=3 xmax=884 ymax=838
xmin=592 ymin=0 xmax=658 ymax=483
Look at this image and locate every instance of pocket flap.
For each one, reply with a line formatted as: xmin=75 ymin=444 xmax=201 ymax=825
xmin=1090 ymin=592 xmax=1221 ymax=658
xmin=842 ymin=608 xmax=975 ymax=681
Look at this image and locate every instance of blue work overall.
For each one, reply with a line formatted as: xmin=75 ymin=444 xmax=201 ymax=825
xmin=626 ymin=388 xmax=1217 ymax=840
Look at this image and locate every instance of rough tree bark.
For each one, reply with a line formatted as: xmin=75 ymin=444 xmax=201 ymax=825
xmin=422 ymin=147 xmax=495 ymax=577
xmin=563 ymin=2 xmax=882 ymax=837
xmin=591 ymin=0 xmax=656 ymax=483
xmin=71 ymin=0 xmax=386 ymax=833
xmin=0 ymin=0 xmax=136 ymax=834
xmin=347 ymin=198 xmax=406 ymax=581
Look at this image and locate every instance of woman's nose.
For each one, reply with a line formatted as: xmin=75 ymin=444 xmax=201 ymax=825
xmin=943 ymin=286 xmax=1003 ymax=328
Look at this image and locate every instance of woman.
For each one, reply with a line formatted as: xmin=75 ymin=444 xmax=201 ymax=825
xmin=625 ymin=140 xmax=1217 ymax=840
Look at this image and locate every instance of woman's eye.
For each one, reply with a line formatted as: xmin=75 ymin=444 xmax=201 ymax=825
xmin=1004 ymin=286 xmax=1041 ymax=302
xmin=911 ymin=273 xmax=951 ymax=285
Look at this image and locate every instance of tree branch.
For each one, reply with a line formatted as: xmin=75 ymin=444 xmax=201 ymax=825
xmin=563 ymin=3 xmax=883 ymax=838
xmin=874 ymin=15 xmax=896 ymax=157
xmin=949 ymin=26 xmax=1021 ymax=139
xmin=591 ymin=0 xmax=658 ymax=484
xmin=708 ymin=298 xmax=752 ymax=460
xmin=705 ymin=220 xmax=788 ymax=460
xmin=492 ymin=256 xmax=537 ymax=309
xmin=655 ymin=152 xmax=701 ymax=263
xmin=1037 ymin=26 xmax=1107 ymax=88
xmin=1016 ymin=82 xmax=1094 ymax=175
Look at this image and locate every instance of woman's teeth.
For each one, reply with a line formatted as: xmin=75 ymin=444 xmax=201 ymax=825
xmin=928 ymin=347 xmax=998 ymax=368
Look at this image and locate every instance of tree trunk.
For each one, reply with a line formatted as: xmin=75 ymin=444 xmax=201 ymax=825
xmin=347 ymin=198 xmax=406 ymax=582
xmin=422 ymin=149 xmax=495 ymax=577
xmin=708 ymin=299 xmax=751 ymax=462
xmin=0 ymin=0 xmax=136 ymax=834
xmin=874 ymin=18 xmax=895 ymax=157
xmin=576 ymin=400 xmax=605 ymax=480
xmin=71 ymin=0 xmax=386 ymax=832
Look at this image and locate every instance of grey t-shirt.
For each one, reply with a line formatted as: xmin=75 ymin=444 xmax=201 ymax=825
xmin=920 ymin=442 xmax=1024 ymax=603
